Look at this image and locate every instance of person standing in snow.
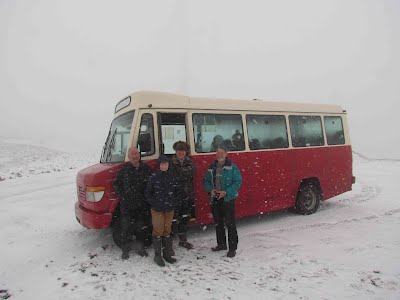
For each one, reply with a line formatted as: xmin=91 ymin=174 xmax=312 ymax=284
xmin=145 ymin=155 xmax=178 ymax=267
xmin=170 ymin=141 xmax=195 ymax=250
xmin=203 ymin=143 xmax=242 ymax=258
xmin=113 ymin=147 xmax=153 ymax=260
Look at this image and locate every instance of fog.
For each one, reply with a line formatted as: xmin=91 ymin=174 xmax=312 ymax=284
xmin=1 ymin=0 xmax=399 ymax=158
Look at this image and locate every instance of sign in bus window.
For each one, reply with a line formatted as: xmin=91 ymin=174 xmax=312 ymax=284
xmin=246 ymin=115 xmax=289 ymax=150
xmin=289 ymin=115 xmax=325 ymax=147
xmin=193 ymin=113 xmax=244 ymax=153
xmin=324 ymin=116 xmax=345 ymax=145
xmin=161 ymin=124 xmax=187 ymax=154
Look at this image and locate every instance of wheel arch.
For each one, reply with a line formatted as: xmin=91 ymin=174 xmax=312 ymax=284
xmin=297 ymin=177 xmax=323 ymax=199
xmin=293 ymin=177 xmax=323 ymax=215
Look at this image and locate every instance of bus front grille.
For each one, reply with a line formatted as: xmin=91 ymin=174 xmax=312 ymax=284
xmin=78 ymin=186 xmax=86 ymax=201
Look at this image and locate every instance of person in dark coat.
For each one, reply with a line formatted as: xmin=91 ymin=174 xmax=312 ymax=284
xmin=113 ymin=147 xmax=153 ymax=260
xmin=210 ymin=135 xmax=224 ymax=152
xmin=203 ymin=143 xmax=242 ymax=258
xmin=170 ymin=141 xmax=195 ymax=250
xmin=145 ymin=155 xmax=178 ymax=267
xmin=231 ymin=129 xmax=244 ymax=150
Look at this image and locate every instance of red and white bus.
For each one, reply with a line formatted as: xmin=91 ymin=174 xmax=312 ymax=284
xmin=75 ymin=91 xmax=355 ymax=237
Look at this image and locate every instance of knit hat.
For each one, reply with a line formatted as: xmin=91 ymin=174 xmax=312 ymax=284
xmin=158 ymin=155 xmax=169 ymax=165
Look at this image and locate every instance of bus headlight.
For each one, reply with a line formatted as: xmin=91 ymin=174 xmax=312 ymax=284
xmin=86 ymin=186 xmax=105 ymax=202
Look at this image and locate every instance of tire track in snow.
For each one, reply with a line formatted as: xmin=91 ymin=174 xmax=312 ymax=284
xmin=353 ymin=151 xmax=400 ymax=162
xmin=243 ymin=181 xmax=390 ymax=239
xmin=246 ymin=208 xmax=400 ymax=239
xmin=336 ymin=182 xmax=382 ymax=205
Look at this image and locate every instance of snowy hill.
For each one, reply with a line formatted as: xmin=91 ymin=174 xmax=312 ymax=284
xmin=0 ymin=144 xmax=399 ymax=300
xmin=0 ymin=140 xmax=98 ymax=181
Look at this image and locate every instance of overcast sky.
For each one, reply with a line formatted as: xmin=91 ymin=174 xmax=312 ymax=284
xmin=0 ymin=0 xmax=399 ymax=158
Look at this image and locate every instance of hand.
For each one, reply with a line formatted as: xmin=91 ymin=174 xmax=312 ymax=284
xmin=217 ymin=190 xmax=226 ymax=199
xmin=211 ymin=189 xmax=218 ymax=197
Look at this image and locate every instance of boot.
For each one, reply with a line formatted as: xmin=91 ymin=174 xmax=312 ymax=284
xmin=162 ymin=235 xmax=175 ymax=257
xmin=211 ymin=245 xmax=227 ymax=252
xmin=153 ymin=236 xmax=165 ymax=267
xmin=121 ymin=244 xmax=130 ymax=260
xmin=135 ymin=241 xmax=148 ymax=257
xmin=178 ymin=233 xmax=194 ymax=250
xmin=162 ymin=236 xmax=177 ymax=264
xmin=137 ymin=248 xmax=148 ymax=257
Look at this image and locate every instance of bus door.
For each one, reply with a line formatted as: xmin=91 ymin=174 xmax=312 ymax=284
xmin=157 ymin=112 xmax=188 ymax=154
xmin=157 ymin=112 xmax=196 ymax=218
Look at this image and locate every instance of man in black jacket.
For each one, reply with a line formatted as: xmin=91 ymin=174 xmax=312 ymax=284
xmin=170 ymin=141 xmax=195 ymax=249
xmin=113 ymin=147 xmax=153 ymax=260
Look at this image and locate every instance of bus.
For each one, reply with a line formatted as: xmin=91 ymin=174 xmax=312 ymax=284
xmin=75 ymin=91 xmax=355 ymax=241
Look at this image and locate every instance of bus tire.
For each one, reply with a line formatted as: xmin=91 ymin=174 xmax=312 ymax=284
xmin=294 ymin=183 xmax=321 ymax=215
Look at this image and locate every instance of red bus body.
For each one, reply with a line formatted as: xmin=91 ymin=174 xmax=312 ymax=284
xmin=75 ymin=145 xmax=353 ymax=228
xmin=75 ymin=91 xmax=354 ymax=229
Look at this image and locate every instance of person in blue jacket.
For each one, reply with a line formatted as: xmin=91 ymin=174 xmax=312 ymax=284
xmin=203 ymin=143 xmax=242 ymax=258
xmin=145 ymin=155 xmax=178 ymax=267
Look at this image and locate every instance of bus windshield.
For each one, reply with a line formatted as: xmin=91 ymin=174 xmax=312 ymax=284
xmin=100 ymin=111 xmax=134 ymax=163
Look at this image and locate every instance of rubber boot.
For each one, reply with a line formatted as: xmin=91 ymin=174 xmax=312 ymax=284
xmin=178 ymin=233 xmax=194 ymax=250
xmin=153 ymin=237 xmax=165 ymax=267
xmin=162 ymin=236 xmax=177 ymax=264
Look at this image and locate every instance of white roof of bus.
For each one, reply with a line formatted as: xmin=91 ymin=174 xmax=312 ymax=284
xmin=120 ymin=91 xmax=345 ymax=114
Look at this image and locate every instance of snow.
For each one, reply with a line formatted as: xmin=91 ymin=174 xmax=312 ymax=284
xmin=0 ymin=141 xmax=399 ymax=299
xmin=0 ymin=140 xmax=98 ymax=181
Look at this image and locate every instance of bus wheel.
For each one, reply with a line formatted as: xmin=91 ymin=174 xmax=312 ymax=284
xmin=295 ymin=183 xmax=321 ymax=215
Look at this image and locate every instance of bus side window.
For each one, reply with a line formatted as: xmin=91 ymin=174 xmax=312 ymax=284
xmin=324 ymin=116 xmax=345 ymax=145
xmin=138 ymin=113 xmax=155 ymax=156
xmin=289 ymin=115 xmax=324 ymax=147
xmin=193 ymin=113 xmax=244 ymax=153
xmin=246 ymin=115 xmax=289 ymax=150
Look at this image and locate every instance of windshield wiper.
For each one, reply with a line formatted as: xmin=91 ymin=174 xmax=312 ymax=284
xmin=100 ymin=129 xmax=111 ymax=162
xmin=103 ymin=128 xmax=118 ymax=163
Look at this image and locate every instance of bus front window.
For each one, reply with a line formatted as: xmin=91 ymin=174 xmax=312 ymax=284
xmin=101 ymin=111 xmax=134 ymax=163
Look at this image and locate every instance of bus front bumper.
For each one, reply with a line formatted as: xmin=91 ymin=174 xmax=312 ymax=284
xmin=74 ymin=202 xmax=113 ymax=229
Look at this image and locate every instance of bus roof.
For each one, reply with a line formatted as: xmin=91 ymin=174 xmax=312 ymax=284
xmin=117 ymin=91 xmax=345 ymax=115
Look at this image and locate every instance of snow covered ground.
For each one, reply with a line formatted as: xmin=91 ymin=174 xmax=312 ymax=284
xmin=0 ymin=141 xmax=399 ymax=300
